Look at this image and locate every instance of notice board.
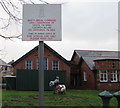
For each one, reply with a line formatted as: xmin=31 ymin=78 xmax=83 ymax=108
xmin=22 ymin=4 xmax=61 ymax=41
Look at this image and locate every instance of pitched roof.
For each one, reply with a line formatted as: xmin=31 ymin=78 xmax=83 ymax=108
xmin=74 ymin=50 xmax=120 ymax=70
xmin=75 ymin=50 xmax=119 ymax=58
xmin=0 ymin=59 xmax=11 ymax=67
xmin=12 ymin=43 xmax=70 ymax=66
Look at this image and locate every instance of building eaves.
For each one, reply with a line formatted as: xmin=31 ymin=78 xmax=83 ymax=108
xmin=94 ymin=58 xmax=120 ymax=61
xmin=12 ymin=43 xmax=71 ymax=66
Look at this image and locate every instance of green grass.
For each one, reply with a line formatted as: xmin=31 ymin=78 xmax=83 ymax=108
xmin=1 ymin=90 xmax=118 ymax=107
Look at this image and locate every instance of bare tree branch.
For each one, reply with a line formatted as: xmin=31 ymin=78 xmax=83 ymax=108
xmin=0 ymin=17 xmax=10 ymax=29
xmin=39 ymin=0 xmax=49 ymax=4
xmin=18 ymin=0 xmax=27 ymax=4
xmin=0 ymin=34 xmax=22 ymax=39
xmin=0 ymin=0 xmax=49 ymax=40
xmin=0 ymin=1 xmax=22 ymax=22
xmin=9 ymin=0 xmax=19 ymax=10
xmin=29 ymin=0 xmax=35 ymax=4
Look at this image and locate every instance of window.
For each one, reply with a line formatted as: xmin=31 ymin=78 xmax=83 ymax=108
xmin=44 ymin=58 xmax=48 ymax=70
xmin=112 ymin=62 xmax=115 ymax=68
xmin=83 ymin=72 xmax=87 ymax=81
xmin=99 ymin=70 xmax=108 ymax=82
xmin=36 ymin=58 xmax=48 ymax=70
xmin=110 ymin=70 xmax=118 ymax=82
xmin=25 ymin=60 xmax=32 ymax=69
xmin=52 ymin=60 xmax=59 ymax=70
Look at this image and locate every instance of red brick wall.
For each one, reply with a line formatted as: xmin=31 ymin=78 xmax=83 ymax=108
xmin=94 ymin=60 xmax=120 ymax=70
xmin=13 ymin=47 xmax=71 ymax=87
xmin=94 ymin=60 xmax=120 ymax=91
xmin=71 ymin=54 xmax=96 ymax=90
xmin=71 ymin=53 xmax=80 ymax=65
xmin=80 ymin=60 xmax=96 ymax=90
xmin=97 ymin=83 xmax=120 ymax=91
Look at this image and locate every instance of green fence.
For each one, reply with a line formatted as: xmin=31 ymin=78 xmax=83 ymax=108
xmin=4 ymin=76 xmax=16 ymax=90
xmin=16 ymin=70 xmax=66 ymax=91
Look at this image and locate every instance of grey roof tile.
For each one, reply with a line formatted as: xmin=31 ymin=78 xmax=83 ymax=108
xmin=75 ymin=50 xmax=119 ymax=70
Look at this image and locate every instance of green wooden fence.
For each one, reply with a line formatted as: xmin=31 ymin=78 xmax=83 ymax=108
xmin=16 ymin=70 xmax=66 ymax=91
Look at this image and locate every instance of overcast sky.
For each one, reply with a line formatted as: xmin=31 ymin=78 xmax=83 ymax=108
xmin=0 ymin=0 xmax=119 ymax=63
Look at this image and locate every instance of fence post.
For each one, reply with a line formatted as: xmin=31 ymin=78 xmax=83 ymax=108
xmin=98 ymin=90 xmax=113 ymax=108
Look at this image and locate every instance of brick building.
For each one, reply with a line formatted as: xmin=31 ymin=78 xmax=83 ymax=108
xmin=12 ymin=44 xmax=120 ymax=90
xmin=70 ymin=50 xmax=120 ymax=91
xmin=12 ymin=43 xmax=71 ymax=87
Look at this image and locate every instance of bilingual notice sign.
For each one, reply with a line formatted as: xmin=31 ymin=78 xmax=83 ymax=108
xmin=22 ymin=4 xmax=61 ymax=41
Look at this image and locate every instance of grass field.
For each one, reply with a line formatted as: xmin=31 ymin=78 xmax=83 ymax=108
xmin=1 ymin=90 xmax=118 ymax=107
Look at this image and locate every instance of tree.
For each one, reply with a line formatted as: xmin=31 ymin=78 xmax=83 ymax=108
xmin=0 ymin=0 xmax=49 ymax=40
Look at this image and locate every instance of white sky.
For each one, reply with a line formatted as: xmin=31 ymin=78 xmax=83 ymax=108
xmin=0 ymin=0 xmax=119 ymax=63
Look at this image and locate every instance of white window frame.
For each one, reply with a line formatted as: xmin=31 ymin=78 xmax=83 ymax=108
xmin=44 ymin=58 xmax=48 ymax=70
xmin=83 ymin=72 xmax=87 ymax=81
xmin=25 ymin=60 xmax=32 ymax=69
xmin=99 ymin=70 xmax=108 ymax=82
xmin=110 ymin=70 xmax=118 ymax=82
xmin=52 ymin=60 xmax=59 ymax=70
